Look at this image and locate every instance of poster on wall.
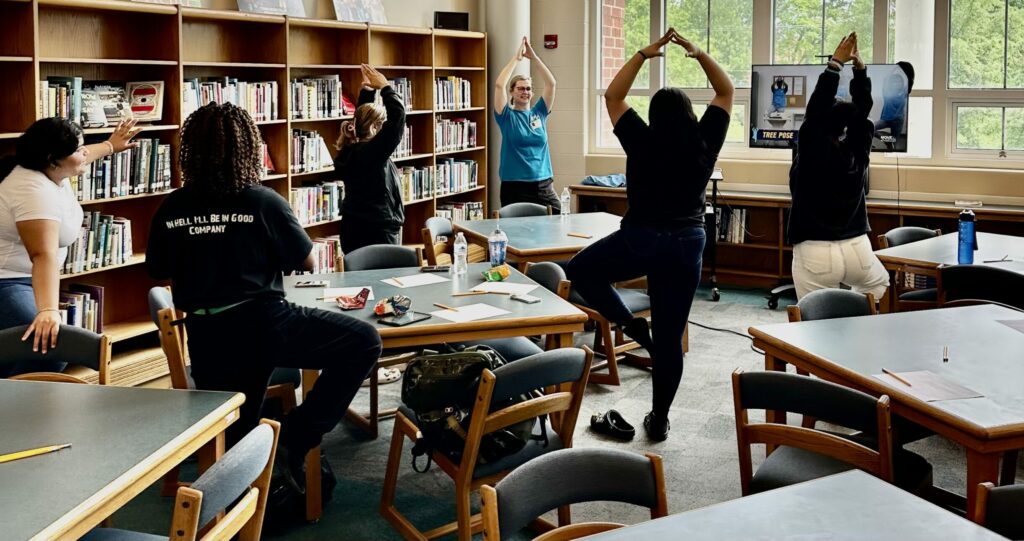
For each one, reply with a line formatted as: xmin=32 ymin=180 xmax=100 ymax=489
xmin=237 ymin=0 xmax=306 ymax=17
xmin=333 ymin=0 xmax=387 ymax=23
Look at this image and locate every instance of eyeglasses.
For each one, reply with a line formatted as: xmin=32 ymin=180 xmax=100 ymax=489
xmin=515 ymin=87 xmax=532 ymax=92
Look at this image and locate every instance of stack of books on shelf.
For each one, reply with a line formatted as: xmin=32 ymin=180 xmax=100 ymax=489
xmin=183 ymin=78 xmax=278 ymax=122
xmin=435 ymin=118 xmax=477 ymax=152
xmin=435 ymin=201 xmax=484 ymax=222
xmin=434 ymin=76 xmax=471 ymax=111
xmin=290 ymin=129 xmax=334 ymax=173
xmin=41 ymin=78 xmax=166 ymax=127
xmin=388 ymin=77 xmax=413 ymax=109
xmin=393 ymin=123 xmax=413 ymax=158
xmin=310 ymin=235 xmax=342 ymax=273
xmin=716 ymin=208 xmax=747 ymax=244
xmin=289 ymin=181 xmax=344 ymax=225
xmin=62 ymin=212 xmax=133 ymax=275
xmin=399 ymin=165 xmax=432 ymax=202
xmin=57 ymin=284 xmax=104 ymax=332
xmin=435 ymin=157 xmax=478 ymax=195
xmin=70 ymin=139 xmax=172 ymax=202
xmin=290 ymin=76 xmax=343 ymax=119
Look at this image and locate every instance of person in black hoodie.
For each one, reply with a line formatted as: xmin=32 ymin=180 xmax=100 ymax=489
xmin=788 ymin=32 xmax=889 ymax=300
xmin=335 ymin=64 xmax=406 ymax=253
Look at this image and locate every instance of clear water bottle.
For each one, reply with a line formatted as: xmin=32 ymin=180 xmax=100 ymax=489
xmin=958 ymin=209 xmax=977 ymax=264
xmin=488 ymin=227 xmax=508 ymax=266
xmin=453 ymin=232 xmax=468 ymax=276
xmin=560 ymin=186 xmax=571 ymax=216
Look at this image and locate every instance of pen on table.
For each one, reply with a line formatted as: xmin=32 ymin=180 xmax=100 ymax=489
xmin=881 ymin=368 xmax=913 ymax=387
xmin=0 ymin=443 xmax=72 ymax=465
xmin=454 ymin=290 xmax=511 ymax=297
xmin=434 ymin=303 xmax=459 ymax=312
xmin=392 ymin=276 xmax=404 ymax=286
xmin=567 ymin=232 xmax=593 ymax=239
xmin=982 ymin=255 xmax=1010 ymax=263
xmin=316 ymin=295 xmax=340 ymax=301
xmin=943 ymin=345 xmax=949 ymax=363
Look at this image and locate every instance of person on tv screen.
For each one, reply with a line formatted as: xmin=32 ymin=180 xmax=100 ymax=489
xmin=770 ymin=77 xmax=788 ymax=113
xmin=874 ymin=65 xmax=911 ymax=140
xmin=787 ymin=32 xmax=889 ymax=301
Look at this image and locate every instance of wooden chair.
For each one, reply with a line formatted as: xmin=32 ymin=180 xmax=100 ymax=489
xmin=492 ymin=202 xmax=552 ymax=219
xmin=479 ymin=448 xmax=667 ymax=541
xmin=81 ymin=419 xmax=280 ymax=541
xmin=380 ymin=347 xmax=593 ymax=541
xmin=732 ymin=369 xmax=932 ymax=497
xmin=937 ymin=264 xmax=1024 ymax=310
xmin=0 ymin=324 xmax=110 ymax=384
xmin=878 ymin=227 xmax=941 ymax=311
xmin=421 ymin=216 xmax=487 ymax=266
xmin=973 ymin=482 xmax=1024 ymax=539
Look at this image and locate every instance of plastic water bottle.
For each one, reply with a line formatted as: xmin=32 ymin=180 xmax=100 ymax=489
xmin=488 ymin=227 xmax=508 ymax=266
xmin=453 ymin=232 xmax=468 ymax=276
xmin=560 ymin=187 xmax=571 ymax=216
xmin=958 ymin=209 xmax=976 ymax=264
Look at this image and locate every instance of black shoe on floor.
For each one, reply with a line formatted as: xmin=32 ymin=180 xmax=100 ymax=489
xmin=643 ymin=411 xmax=670 ymax=442
xmin=623 ymin=317 xmax=655 ymax=354
xmin=590 ymin=409 xmax=636 ymax=441
xmin=272 ymin=443 xmax=306 ymax=496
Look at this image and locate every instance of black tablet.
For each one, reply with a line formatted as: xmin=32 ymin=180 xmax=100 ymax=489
xmin=377 ymin=311 xmax=432 ymax=327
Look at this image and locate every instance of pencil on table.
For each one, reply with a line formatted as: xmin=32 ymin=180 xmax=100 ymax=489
xmin=881 ymin=368 xmax=913 ymax=387
xmin=943 ymin=345 xmax=949 ymax=363
xmin=567 ymin=232 xmax=593 ymax=239
xmin=0 ymin=443 xmax=72 ymax=464
xmin=465 ymin=290 xmax=512 ymax=296
xmin=392 ymin=277 xmax=404 ymax=286
xmin=434 ymin=303 xmax=459 ymax=312
xmin=451 ymin=291 xmax=488 ymax=297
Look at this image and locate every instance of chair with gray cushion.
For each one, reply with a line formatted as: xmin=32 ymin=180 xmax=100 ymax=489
xmin=938 ymin=264 xmax=1024 ymax=311
xmin=732 ymin=369 xmax=932 ymax=497
xmin=480 ymin=448 xmax=667 ymax=540
xmin=0 ymin=324 xmax=110 ymax=384
xmin=81 ymin=419 xmax=279 ymax=541
xmin=343 ymin=244 xmax=421 ymax=271
xmin=974 ymin=482 xmax=1024 ymax=539
xmin=421 ymin=217 xmax=487 ymax=266
xmin=878 ymin=226 xmax=941 ymax=310
xmin=381 ymin=347 xmax=593 ymax=541
xmin=787 ymin=288 xmax=877 ymax=323
xmin=493 ymin=202 xmax=551 ymax=219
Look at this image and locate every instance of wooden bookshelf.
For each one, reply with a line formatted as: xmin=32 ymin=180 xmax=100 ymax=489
xmin=0 ymin=3 xmax=488 ymax=386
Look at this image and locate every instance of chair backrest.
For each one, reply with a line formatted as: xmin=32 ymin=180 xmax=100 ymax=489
xmin=731 ymin=369 xmax=893 ymax=496
xmin=879 ymin=226 xmax=941 ymax=249
xmin=343 ymin=244 xmax=422 ymax=271
xmin=480 ymin=448 xmax=667 ymax=541
xmin=938 ymin=264 xmax=1024 ymax=310
xmin=788 ymin=289 xmax=877 ymax=322
xmin=170 ymin=419 xmax=279 ymax=541
xmin=525 ymin=262 xmax=571 ymax=300
xmin=0 ymin=325 xmax=110 ymax=384
xmin=974 ymin=482 xmax=1024 ymax=540
xmin=148 ymin=286 xmax=192 ymax=390
xmin=422 ymin=217 xmax=455 ymax=266
xmin=496 ymin=202 xmax=550 ymax=218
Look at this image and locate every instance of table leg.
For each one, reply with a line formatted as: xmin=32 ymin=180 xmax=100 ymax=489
xmin=196 ymin=431 xmax=224 ymax=473
xmin=966 ymin=448 xmax=1001 ymax=518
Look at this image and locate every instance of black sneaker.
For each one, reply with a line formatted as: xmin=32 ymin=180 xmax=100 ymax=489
xmin=643 ymin=411 xmax=670 ymax=441
xmin=623 ymin=317 xmax=655 ymax=354
xmin=272 ymin=443 xmax=306 ymax=496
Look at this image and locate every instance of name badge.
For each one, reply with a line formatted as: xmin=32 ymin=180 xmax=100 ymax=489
xmin=530 ymin=114 xmax=542 ymax=130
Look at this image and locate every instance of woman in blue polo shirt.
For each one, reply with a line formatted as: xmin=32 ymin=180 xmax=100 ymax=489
xmin=493 ymin=36 xmax=560 ymax=212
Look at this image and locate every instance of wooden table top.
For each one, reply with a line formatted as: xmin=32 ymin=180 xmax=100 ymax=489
xmin=875 ymin=232 xmax=1024 ymax=272
xmin=0 ymin=380 xmax=243 ymax=541
xmin=749 ymin=304 xmax=1024 ymax=442
xmin=585 ymin=471 xmax=1008 ymax=540
xmin=452 ymin=212 xmax=621 ymax=256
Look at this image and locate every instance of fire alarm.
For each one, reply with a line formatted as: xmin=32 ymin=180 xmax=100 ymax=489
xmin=544 ymin=34 xmax=557 ymax=49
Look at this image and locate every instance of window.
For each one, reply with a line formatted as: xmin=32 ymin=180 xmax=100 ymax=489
xmin=666 ymin=0 xmax=754 ymax=88
xmin=949 ymin=0 xmax=1023 ymax=89
xmin=956 ymin=106 xmax=1024 ymax=151
xmin=773 ymin=0 xmax=875 ymax=65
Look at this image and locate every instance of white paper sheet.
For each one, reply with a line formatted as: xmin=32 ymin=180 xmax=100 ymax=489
xmin=380 ymin=273 xmax=451 ymax=288
xmin=471 ymin=282 xmax=538 ymax=296
xmin=321 ymin=287 xmax=374 ymax=302
xmin=430 ymin=303 xmax=510 ymax=323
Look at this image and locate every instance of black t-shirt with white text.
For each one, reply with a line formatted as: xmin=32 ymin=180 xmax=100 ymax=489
xmin=146 ymin=185 xmax=312 ymax=313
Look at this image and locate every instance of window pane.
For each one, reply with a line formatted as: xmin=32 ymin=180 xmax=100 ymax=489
xmin=710 ymin=0 xmax=754 ymax=87
xmin=774 ymin=0 xmax=823 ymax=64
xmin=823 ymin=0 xmax=874 ymax=64
xmin=898 ymin=97 xmax=933 ymax=158
xmin=1006 ymin=107 xmax=1024 ymax=150
xmin=956 ymin=106 xmax=1003 ymax=149
xmin=666 ymin=0 xmax=709 ymax=88
xmin=949 ymin=0 xmax=1006 ymax=88
xmin=887 ymin=0 xmax=934 ymax=90
xmin=601 ymin=0 xmax=651 ymax=89
xmin=692 ymin=103 xmax=747 ymax=143
xmin=1009 ymin=0 xmax=1024 ymax=88
xmin=597 ymin=95 xmax=653 ymax=148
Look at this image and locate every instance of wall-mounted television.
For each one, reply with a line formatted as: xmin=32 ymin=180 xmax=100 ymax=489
xmin=749 ymin=64 xmax=910 ymax=152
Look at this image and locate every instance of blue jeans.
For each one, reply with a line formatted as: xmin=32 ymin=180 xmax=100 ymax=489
xmin=566 ymin=225 xmax=705 ymax=416
xmin=0 ymin=277 xmax=66 ymax=376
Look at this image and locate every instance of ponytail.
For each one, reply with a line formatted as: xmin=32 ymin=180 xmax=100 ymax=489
xmin=335 ymin=120 xmax=359 ymax=151
xmin=334 ymin=103 xmax=386 ymax=151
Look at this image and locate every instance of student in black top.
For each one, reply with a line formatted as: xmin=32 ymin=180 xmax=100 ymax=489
xmin=788 ymin=33 xmax=889 ymax=300
xmin=147 ymin=103 xmax=382 ymax=495
xmin=566 ymin=29 xmax=732 ymax=441
xmin=334 ymin=64 xmax=406 ymax=253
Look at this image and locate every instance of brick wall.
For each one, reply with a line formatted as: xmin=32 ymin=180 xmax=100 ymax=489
xmin=601 ymin=0 xmax=626 ymax=87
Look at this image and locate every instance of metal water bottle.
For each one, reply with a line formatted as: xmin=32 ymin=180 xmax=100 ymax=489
xmin=958 ymin=209 xmax=976 ymax=264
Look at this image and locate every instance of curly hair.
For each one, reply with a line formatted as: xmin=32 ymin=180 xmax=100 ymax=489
xmin=179 ymin=102 xmax=264 ymax=196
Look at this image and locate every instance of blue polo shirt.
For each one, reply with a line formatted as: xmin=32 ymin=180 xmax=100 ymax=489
xmin=495 ymin=98 xmax=553 ymax=182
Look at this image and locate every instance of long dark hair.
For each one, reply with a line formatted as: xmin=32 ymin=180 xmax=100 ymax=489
xmin=0 ymin=117 xmax=83 ymax=181
xmin=179 ymin=102 xmax=263 ymax=197
xmin=648 ymin=87 xmax=712 ymax=175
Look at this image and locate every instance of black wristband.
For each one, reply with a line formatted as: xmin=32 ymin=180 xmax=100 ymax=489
xmin=637 ymin=50 xmax=649 ymax=60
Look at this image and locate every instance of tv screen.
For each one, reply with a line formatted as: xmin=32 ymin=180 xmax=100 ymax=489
xmin=749 ymin=64 xmax=910 ymax=152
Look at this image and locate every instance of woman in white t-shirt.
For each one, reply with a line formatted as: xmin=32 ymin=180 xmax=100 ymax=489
xmin=0 ymin=117 xmax=140 ymax=373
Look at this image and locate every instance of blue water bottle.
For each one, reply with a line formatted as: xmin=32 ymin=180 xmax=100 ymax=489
xmin=958 ymin=209 xmax=976 ymax=264
xmin=488 ymin=227 xmax=508 ymax=266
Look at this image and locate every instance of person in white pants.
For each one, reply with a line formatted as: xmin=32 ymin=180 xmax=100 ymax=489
xmin=791 ymin=237 xmax=889 ymax=299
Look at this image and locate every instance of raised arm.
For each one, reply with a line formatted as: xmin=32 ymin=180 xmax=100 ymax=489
xmin=358 ymin=64 xmax=407 ymax=162
xmin=493 ymin=41 xmax=524 ymax=113
xmin=523 ymin=38 xmax=556 ymax=111
xmin=605 ymin=29 xmax=675 ymax=126
xmin=672 ymin=34 xmax=734 ymax=114
xmin=849 ymin=45 xmax=872 ymax=119
xmin=806 ymin=34 xmax=857 ymax=122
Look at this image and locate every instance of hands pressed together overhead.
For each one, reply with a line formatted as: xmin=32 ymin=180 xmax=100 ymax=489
xmin=515 ymin=36 xmax=537 ymax=61
xmin=640 ymin=27 xmax=702 ymax=60
xmin=361 ymin=63 xmax=389 ymax=90
xmin=833 ymin=32 xmax=865 ymax=70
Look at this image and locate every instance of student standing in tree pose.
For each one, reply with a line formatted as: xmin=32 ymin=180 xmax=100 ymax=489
xmin=567 ymin=29 xmax=733 ymax=441
xmin=335 ymin=64 xmax=406 ymax=254
xmin=493 ymin=36 xmax=561 ymax=212
xmin=788 ymin=33 xmax=889 ymax=300
xmin=147 ymin=102 xmax=381 ymax=493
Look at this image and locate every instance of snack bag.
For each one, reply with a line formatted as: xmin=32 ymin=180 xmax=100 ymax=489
xmin=481 ymin=264 xmax=511 ymax=282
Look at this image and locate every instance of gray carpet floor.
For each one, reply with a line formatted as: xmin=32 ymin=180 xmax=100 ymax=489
xmin=109 ymin=287 xmax=1021 ymax=540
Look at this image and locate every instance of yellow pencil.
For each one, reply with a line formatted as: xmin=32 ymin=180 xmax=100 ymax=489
xmin=567 ymin=232 xmax=593 ymax=239
xmin=0 ymin=443 xmax=72 ymax=464
xmin=451 ymin=291 xmax=488 ymax=297
xmin=881 ymin=368 xmax=913 ymax=387
xmin=392 ymin=276 xmax=404 ymax=286
xmin=434 ymin=303 xmax=459 ymax=312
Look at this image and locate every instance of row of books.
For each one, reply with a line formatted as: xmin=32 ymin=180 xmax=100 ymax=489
xmin=61 ymin=212 xmax=134 ymax=275
xmin=41 ymin=78 xmax=163 ymax=128
xmin=717 ymin=208 xmax=748 ymax=244
xmin=435 ymin=118 xmax=478 ymax=153
xmin=290 ymin=76 xmax=348 ymax=120
xmin=310 ymin=235 xmax=342 ymax=274
xmin=291 ymin=129 xmax=335 ymax=173
xmin=183 ymin=78 xmax=278 ymax=123
xmin=436 ymin=201 xmax=485 ymax=222
xmin=289 ymin=181 xmax=344 ymax=226
xmin=393 ymin=123 xmax=414 ymax=158
xmin=69 ymin=139 xmax=172 ymax=202
xmin=435 ymin=76 xmax=472 ymax=111
xmin=398 ymin=166 xmax=433 ymax=203
xmin=435 ymin=158 xmax=478 ymax=196
xmin=388 ymin=77 xmax=413 ymax=109
xmin=58 ymin=284 xmax=104 ymax=332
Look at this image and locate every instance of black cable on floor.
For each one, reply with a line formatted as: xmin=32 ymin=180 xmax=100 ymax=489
xmin=687 ymin=319 xmax=765 ymax=355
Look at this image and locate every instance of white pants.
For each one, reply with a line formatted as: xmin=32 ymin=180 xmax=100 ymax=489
xmin=792 ymin=235 xmax=890 ymax=300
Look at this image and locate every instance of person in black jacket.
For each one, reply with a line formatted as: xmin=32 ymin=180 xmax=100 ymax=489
xmin=788 ymin=33 xmax=889 ymax=300
xmin=335 ymin=64 xmax=406 ymax=253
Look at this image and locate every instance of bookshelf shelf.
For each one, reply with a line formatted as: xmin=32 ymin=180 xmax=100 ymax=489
xmin=262 ymin=174 xmax=288 ymax=181
xmin=39 ymin=58 xmax=178 ymax=65
xmin=60 ymin=254 xmax=146 ymax=279
xmin=393 ymin=153 xmax=433 ymax=163
xmin=292 ymin=167 xmax=336 ymax=178
xmin=182 ymin=61 xmax=286 ymax=68
xmin=436 ymin=107 xmax=486 ymax=113
xmin=255 ymin=119 xmax=288 ymax=126
xmin=718 ymin=242 xmax=778 ymax=251
xmin=289 ymin=63 xmax=361 ymax=70
xmin=39 ymin=0 xmax=177 ymax=15
xmin=290 ymin=116 xmax=350 ymax=123
xmin=104 ymin=315 xmax=157 ymax=343
xmin=377 ymin=65 xmax=432 ymax=71
xmin=180 ymin=7 xmax=284 ymax=23
xmin=82 ymin=124 xmax=179 ymax=135
xmin=435 ymin=146 xmax=485 ymax=156
xmin=434 ymin=66 xmax=486 ymax=71
xmin=0 ymin=132 xmax=21 ymax=140
xmin=404 ymin=196 xmax=434 ymax=206
xmin=79 ymin=189 xmax=174 ymax=207
xmin=406 ymin=109 xmax=433 ymax=116
xmin=301 ymin=217 xmax=343 ymax=228
xmin=0 ymin=56 xmax=32 ymax=62
xmin=436 ymin=185 xmax=486 ymax=199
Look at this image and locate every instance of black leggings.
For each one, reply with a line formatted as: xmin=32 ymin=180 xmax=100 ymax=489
xmin=500 ymin=178 xmax=561 ymax=214
xmin=340 ymin=217 xmax=402 ymax=255
xmin=566 ymin=225 xmax=705 ymax=417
